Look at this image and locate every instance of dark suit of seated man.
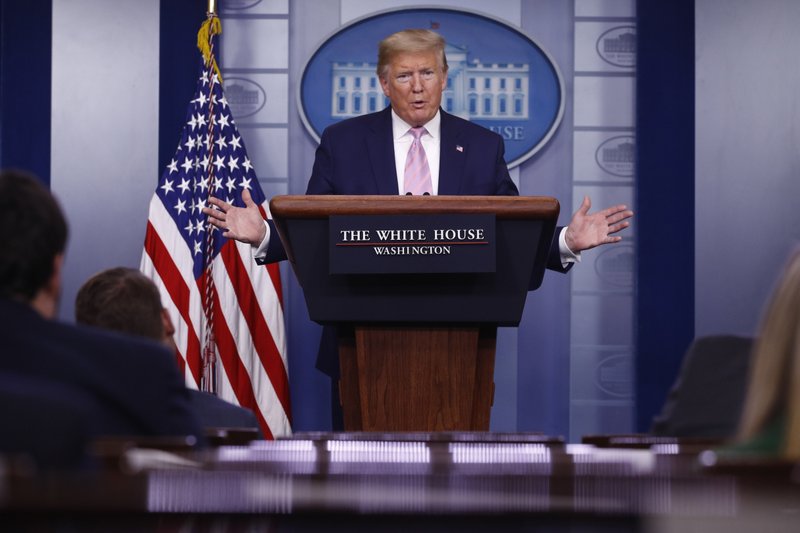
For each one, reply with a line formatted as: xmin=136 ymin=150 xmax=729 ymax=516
xmin=0 ymin=373 xmax=95 ymax=469
xmin=0 ymin=169 xmax=204 ymax=457
xmin=75 ymin=266 xmax=264 ymax=438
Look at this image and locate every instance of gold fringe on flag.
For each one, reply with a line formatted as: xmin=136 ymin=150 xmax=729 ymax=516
xmin=197 ymin=16 xmax=223 ymax=84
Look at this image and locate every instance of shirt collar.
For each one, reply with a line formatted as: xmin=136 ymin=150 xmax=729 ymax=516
xmin=390 ymin=108 xmax=441 ymax=141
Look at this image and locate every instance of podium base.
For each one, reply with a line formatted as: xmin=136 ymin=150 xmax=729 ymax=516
xmin=338 ymin=325 xmax=496 ymax=432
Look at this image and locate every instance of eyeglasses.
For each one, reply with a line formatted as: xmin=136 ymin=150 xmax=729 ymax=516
xmin=394 ymin=70 xmax=438 ymax=84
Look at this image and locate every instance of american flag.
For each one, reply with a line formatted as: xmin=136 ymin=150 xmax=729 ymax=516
xmin=140 ymin=18 xmax=291 ymax=439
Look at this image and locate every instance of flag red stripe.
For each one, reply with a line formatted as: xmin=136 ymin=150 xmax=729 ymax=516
xmin=206 ymin=281 xmax=275 ymax=439
xmin=144 ymin=221 xmax=203 ymax=385
xmin=219 ymin=240 xmax=292 ymax=420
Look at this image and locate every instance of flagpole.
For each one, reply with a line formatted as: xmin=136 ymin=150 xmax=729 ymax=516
xmin=201 ymin=5 xmax=219 ymax=394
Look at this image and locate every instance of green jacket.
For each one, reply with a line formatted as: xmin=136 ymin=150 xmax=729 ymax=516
xmin=716 ymin=415 xmax=785 ymax=457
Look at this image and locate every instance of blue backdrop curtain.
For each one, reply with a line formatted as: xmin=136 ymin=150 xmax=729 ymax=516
xmin=0 ymin=0 xmax=52 ymax=184
xmin=159 ymin=0 xmax=207 ymax=175
xmin=635 ymin=0 xmax=695 ymax=431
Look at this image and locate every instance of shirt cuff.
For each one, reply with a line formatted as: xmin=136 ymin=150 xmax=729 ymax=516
xmin=559 ymin=227 xmax=581 ymax=266
xmin=252 ymin=220 xmax=271 ymax=259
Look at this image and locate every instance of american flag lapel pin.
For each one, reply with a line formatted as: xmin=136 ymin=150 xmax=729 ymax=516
xmin=456 ymin=145 xmax=464 ymax=152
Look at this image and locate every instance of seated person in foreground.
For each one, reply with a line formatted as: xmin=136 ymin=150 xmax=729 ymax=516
xmin=723 ymin=249 xmax=800 ymax=459
xmin=0 ymin=372 xmax=96 ymax=469
xmin=75 ymin=267 xmax=263 ymax=437
xmin=0 ymin=169 xmax=204 ymax=448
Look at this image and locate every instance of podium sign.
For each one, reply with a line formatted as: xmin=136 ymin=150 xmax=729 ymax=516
xmin=329 ymin=213 xmax=496 ymax=274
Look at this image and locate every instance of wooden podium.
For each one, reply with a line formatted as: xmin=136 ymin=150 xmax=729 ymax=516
xmin=270 ymin=195 xmax=559 ymax=432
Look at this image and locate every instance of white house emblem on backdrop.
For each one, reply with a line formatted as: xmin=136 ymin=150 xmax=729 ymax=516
xmin=225 ymin=77 xmax=266 ymax=119
xmin=594 ymin=245 xmax=634 ymax=289
xmin=595 ymin=135 xmax=635 ymax=177
xmin=596 ymin=26 xmax=636 ymax=68
xmin=596 ymin=354 xmax=633 ymax=398
xmin=298 ymin=8 xmax=564 ymax=168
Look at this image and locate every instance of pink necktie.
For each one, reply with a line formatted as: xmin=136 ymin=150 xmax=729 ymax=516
xmin=403 ymin=127 xmax=432 ymax=196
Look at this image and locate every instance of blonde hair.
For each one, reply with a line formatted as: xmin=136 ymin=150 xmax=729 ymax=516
xmin=737 ymin=249 xmax=800 ymax=458
xmin=376 ymin=29 xmax=448 ymax=79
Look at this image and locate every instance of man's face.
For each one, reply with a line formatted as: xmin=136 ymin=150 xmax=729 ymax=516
xmin=380 ymin=50 xmax=447 ymax=127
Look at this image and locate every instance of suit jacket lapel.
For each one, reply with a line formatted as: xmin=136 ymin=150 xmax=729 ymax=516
xmin=366 ymin=107 xmax=399 ymax=195
xmin=438 ymin=110 xmax=467 ymax=195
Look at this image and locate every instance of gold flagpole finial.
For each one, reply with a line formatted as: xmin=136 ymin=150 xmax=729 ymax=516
xmin=197 ymin=7 xmax=223 ymax=83
xmin=208 ymin=0 xmax=217 ymax=17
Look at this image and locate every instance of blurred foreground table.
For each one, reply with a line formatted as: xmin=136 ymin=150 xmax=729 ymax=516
xmin=1 ymin=432 xmax=798 ymax=531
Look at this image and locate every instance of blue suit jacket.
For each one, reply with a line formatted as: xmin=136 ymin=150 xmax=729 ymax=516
xmin=0 ymin=298 xmax=204 ymax=443
xmin=262 ymin=107 xmax=566 ymax=272
xmin=260 ymin=107 xmax=570 ymax=380
xmin=307 ymin=106 xmax=519 ymax=196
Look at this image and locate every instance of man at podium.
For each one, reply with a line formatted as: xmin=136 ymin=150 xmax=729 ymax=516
xmin=204 ymin=29 xmax=633 ymax=428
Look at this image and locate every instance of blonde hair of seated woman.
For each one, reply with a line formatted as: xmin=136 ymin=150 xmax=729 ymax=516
xmin=737 ymin=250 xmax=800 ymax=459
